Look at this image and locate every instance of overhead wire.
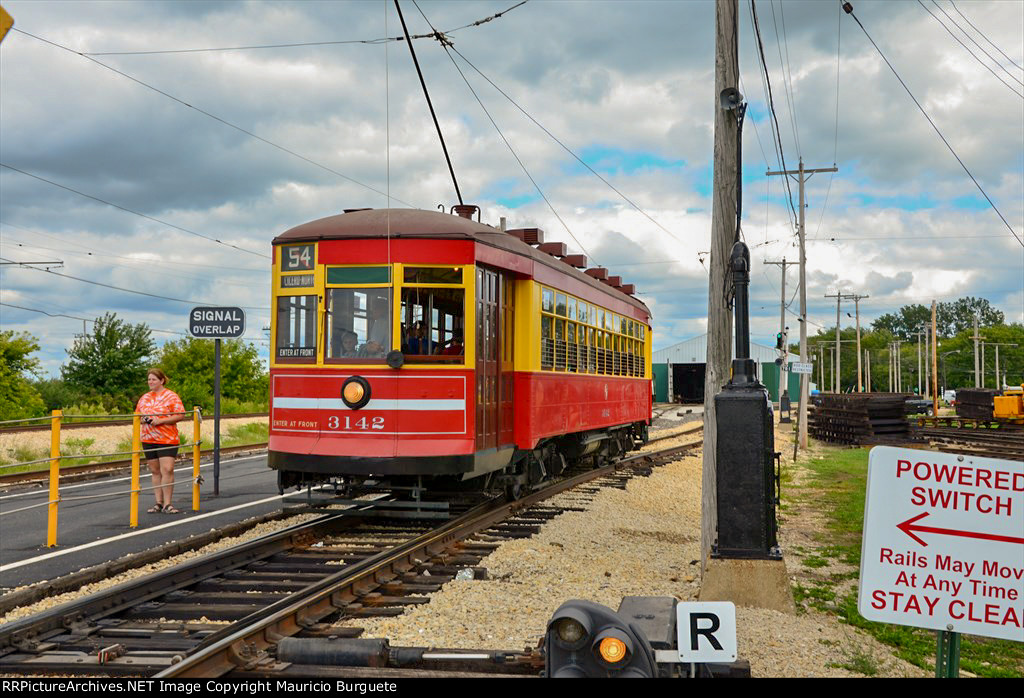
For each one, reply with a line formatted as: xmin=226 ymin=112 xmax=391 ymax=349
xmin=0 ymin=236 xmax=269 ymax=290
xmin=948 ymin=0 xmax=1023 ymax=72
xmin=446 ymin=44 xmax=686 ymax=247
xmin=931 ymin=0 xmax=1024 ymax=87
xmin=11 ymin=29 xmax=417 ymax=209
xmin=0 ymin=222 xmax=265 ymax=273
xmin=772 ymin=0 xmax=802 ymax=156
xmin=841 ymin=2 xmax=1022 ymax=248
xmin=750 ymin=0 xmax=799 ymax=228
xmin=0 ymin=302 xmax=192 ymax=337
xmin=76 ymin=2 xmax=528 ymax=56
xmin=0 ymin=257 xmax=270 ymax=310
xmin=916 ymin=0 xmax=1024 ymax=98
xmin=0 ymin=163 xmax=270 ymax=259
xmin=811 ymin=2 xmax=843 ymax=241
xmin=410 ymin=2 xmax=595 ymax=263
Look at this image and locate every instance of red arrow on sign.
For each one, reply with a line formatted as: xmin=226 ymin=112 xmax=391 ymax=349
xmin=897 ymin=512 xmax=1024 ymax=547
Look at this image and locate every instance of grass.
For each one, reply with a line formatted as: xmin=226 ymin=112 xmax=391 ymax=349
xmin=791 ymin=442 xmax=1024 ymax=678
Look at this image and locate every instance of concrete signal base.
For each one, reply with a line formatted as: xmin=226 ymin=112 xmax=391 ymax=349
xmin=699 ymin=557 xmax=796 ymax=614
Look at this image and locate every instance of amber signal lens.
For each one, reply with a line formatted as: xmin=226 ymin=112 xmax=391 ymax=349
xmin=343 ymin=382 xmax=365 ymax=404
xmin=598 ymin=637 xmax=628 ymax=663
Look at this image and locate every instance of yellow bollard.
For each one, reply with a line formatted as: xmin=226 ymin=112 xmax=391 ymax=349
xmin=130 ymin=413 xmax=140 ymax=528
xmin=47 ymin=409 xmax=61 ymax=547
xmin=192 ymin=407 xmax=201 ymax=512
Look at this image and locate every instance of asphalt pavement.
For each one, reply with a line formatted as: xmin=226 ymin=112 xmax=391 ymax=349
xmin=0 ymin=452 xmax=288 ymax=590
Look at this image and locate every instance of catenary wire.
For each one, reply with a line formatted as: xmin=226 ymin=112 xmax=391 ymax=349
xmin=11 ymin=29 xmax=417 ymax=209
xmin=0 ymin=164 xmax=270 ymax=259
xmin=77 ymin=2 xmax=528 ymax=55
xmin=0 ymin=257 xmax=271 ymax=310
xmin=411 ymin=2 xmax=595 ymax=263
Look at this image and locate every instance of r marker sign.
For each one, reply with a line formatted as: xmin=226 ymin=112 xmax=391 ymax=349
xmin=859 ymin=446 xmax=1023 ymax=642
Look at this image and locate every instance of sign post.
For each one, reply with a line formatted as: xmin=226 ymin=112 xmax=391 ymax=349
xmin=189 ymin=307 xmax=246 ymax=496
xmin=860 ymin=446 xmax=1024 ymax=676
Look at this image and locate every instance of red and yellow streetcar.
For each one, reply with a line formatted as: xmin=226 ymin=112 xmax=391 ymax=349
xmin=269 ymin=206 xmax=652 ymax=496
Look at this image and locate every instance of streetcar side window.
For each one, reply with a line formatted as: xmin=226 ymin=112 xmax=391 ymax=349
xmin=276 ymin=295 xmax=318 ymax=361
xmin=400 ymin=286 xmax=464 ymax=363
xmin=325 ymin=288 xmax=392 ymax=360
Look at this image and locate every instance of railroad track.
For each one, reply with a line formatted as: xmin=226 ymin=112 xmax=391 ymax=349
xmin=0 ymin=437 xmax=701 ymax=678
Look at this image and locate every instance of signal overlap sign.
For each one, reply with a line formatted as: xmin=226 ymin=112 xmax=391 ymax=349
xmin=859 ymin=446 xmax=1023 ymax=642
xmin=188 ymin=307 xmax=245 ymax=339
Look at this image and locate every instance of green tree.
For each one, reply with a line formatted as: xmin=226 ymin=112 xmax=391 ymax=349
xmin=61 ymin=313 xmax=155 ymax=406
xmin=157 ymin=337 xmax=268 ymax=411
xmin=871 ymin=297 xmax=1005 ymax=339
xmin=0 ymin=331 xmax=46 ymax=420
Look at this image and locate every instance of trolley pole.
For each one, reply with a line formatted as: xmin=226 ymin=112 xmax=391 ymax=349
xmin=767 ymin=160 xmax=837 ymax=444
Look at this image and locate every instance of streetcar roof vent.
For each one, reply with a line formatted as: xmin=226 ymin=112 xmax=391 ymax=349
xmin=562 ymin=254 xmax=587 ymax=269
xmin=585 ymin=267 xmax=609 ymax=280
xmin=506 ymin=227 xmax=545 ymax=245
xmin=538 ymin=242 xmax=567 ymax=257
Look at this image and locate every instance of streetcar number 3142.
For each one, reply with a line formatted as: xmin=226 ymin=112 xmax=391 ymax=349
xmin=328 ymin=416 xmax=385 ymax=430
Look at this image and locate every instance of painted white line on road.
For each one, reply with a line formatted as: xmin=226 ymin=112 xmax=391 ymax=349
xmin=0 ymin=454 xmax=268 ymax=502
xmin=0 ymin=490 xmax=289 ymax=574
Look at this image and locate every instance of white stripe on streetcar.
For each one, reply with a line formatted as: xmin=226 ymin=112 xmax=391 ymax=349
xmin=272 ymin=398 xmax=464 ymax=411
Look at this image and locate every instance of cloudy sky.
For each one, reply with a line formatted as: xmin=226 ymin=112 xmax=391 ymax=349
xmin=1 ymin=0 xmax=1021 ymax=376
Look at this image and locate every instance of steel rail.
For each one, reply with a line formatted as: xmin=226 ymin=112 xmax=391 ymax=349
xmin=157 ymin=440 xmax=701 ymax=678
xmin=0 ymin=511 xmax=360 ymax=651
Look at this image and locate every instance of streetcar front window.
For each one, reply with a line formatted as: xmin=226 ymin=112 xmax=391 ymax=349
xmin=326 ymin=288 xmax=392 ymax=360
xmin=276 ymin=295 xmax=318 ymax=361
xmin=400 ymin=286 xmax=464 ymax=363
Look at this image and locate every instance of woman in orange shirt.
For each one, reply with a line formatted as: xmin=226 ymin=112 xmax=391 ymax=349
xmin=136 ymin=369 xmax=187 ymax=514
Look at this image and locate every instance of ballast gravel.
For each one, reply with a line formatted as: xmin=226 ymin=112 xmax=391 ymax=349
xmin=340 ymin=427 xmax=929 ymax=678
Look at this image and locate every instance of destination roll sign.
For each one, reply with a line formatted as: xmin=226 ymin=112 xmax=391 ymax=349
xmin=189 ymin=306 xmax=246 ymax=339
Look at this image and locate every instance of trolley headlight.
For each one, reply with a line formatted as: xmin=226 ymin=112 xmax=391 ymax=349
xmin=341 ymin=376 xmax=371 ymax=410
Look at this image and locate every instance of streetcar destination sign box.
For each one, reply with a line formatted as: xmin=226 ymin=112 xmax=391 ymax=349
xmin=189 ymin=306 xmax=246 ymax=339
xmin=859 ymin=446 xmax=1023 ymax=642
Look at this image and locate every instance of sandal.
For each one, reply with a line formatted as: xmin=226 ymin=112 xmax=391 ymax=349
xmin=163 ymin=505 xmax=181 ymax=515
xmin=148 ymin=504 xmax=164 ymax=513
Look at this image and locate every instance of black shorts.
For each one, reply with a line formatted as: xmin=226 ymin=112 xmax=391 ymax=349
xmin=142 ymin=442 xmax=179 ymax=460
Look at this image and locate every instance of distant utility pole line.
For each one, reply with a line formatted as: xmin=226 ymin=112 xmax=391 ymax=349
xmin=847 ymin=293 xmax=868 ymax=392
xmin=824 ymin=290 xmax=855 ymax=392
xmin=768 ymin=159 xmax=837 ymax=439
xmin=764 ymin=257 xmax=789 ymax=401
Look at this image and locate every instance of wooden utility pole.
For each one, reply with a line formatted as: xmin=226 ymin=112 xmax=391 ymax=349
xmin=824 ymin=291 xmax=853 ymax=393
xmin=765 ymin=258 xmax=789 ymax=401
xmin=865 ymin=349 xmax=871 ymax=391
xmin=767 ymin=159 xmax=837 ymax=445
xmin=931 ymin=301 xmax=939 ymax=415
xmin=848 ymin=293 xmax=868 ymax=391
xmin=972 ymin=313 xmax=982 ymax=388
xmin=702 ymin=0 xmax=740 ymax=570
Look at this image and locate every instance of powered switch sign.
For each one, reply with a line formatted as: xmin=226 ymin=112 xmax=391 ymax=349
xmin=859 ymin=446 xmax=1023 ymax=641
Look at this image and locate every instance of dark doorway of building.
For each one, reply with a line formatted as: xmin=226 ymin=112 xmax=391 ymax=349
xmin=672 ymin=363 xmax=705 ymax=403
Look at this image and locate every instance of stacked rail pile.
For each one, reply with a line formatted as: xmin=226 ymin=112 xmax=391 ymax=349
xmin=808 ymin=394 xmax=910 ymax=445
xmin=955 ymin=388 xmax=999 ymax=420
xmin=910 ymin=419 xmax=1024 ymax=462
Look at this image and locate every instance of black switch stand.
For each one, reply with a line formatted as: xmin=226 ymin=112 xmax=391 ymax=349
xmin=713 ymin=242 xmax=781 ymax=560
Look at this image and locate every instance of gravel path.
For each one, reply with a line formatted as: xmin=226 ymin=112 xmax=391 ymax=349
xmin=337 ymin=420 xmax=930 ymax=678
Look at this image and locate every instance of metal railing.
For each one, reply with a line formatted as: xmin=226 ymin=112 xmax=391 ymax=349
xmin=1 ymin=408 xmax=205 ymax=547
